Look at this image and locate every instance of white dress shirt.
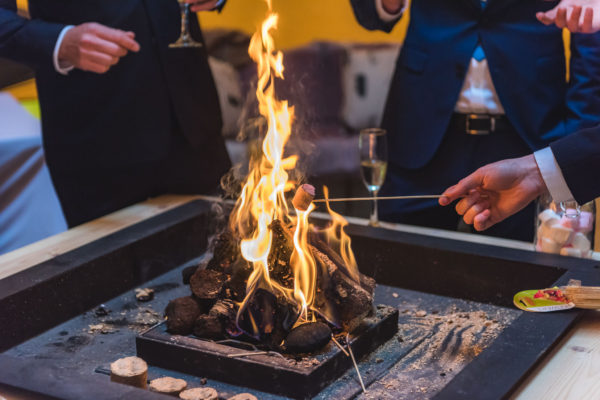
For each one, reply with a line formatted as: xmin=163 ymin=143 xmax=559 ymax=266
xmin=53 ymin=26 xmax=74 ymax=75
xmin=375 ymin=0 xmax=505 ymax=115
xmin=534 ymin=147 xmax=575 ymax=203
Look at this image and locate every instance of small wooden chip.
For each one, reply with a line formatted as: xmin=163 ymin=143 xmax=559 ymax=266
xmin=110 ymin=356 xmax=148 ymax=389
xmin=135 ymin=287 xmax=155 ymax=302
xmin=179 ymin=387 xmax=219 ymax=400
xmin=149 ymin=377 xmax=187 ymax=395
xmin=228 ymin=394 xmax=258 ymax=400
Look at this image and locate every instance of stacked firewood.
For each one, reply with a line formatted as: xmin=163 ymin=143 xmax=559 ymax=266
xmin=165 ymin=220 xmax=375 ymax=354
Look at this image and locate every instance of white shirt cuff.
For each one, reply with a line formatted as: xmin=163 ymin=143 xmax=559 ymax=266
xmin=534 ymin=147 xmax=576 ymax=203
xmin=375 ymin=0 xmax=405 ymax=22
xmin=53 ymin=25 xmax=75 ymax=75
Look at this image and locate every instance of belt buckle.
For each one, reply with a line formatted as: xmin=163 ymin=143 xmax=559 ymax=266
xmin=466 ymin=114 xmax=494 ymax=135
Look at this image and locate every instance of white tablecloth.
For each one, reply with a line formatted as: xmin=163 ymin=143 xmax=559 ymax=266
xmin=0 ymin=93 xmax=66 ymax=255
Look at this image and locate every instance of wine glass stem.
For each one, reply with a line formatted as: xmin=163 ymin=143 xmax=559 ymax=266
xmin=370 ymin=190 xmax=379 ymax=226
xmin=180 ymin=3 xmax=191 ymax=40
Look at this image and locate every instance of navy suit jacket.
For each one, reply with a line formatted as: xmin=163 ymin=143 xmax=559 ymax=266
xmin=551 ymin=125 xmax=600 ymax=204
xmin=0 ymin=0 xmax=230 ymax=180
xmin=351 ymin=0 xmax=600 ymax=170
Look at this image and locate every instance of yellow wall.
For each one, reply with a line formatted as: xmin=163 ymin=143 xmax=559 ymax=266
xmin=199 ymin=0 xmax=409 ymax=49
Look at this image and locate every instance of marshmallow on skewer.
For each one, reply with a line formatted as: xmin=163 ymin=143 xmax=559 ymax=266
xmin=292 ymin=184 xmax=315 ymax=212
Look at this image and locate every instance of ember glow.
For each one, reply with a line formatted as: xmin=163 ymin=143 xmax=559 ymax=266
xmin=230 ymin=0 xmax=360 ymax=338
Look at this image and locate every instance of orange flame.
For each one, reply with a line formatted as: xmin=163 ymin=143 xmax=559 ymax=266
xmin=230 ymin=1 xmax=360 ymax=336
xmin=231 ymin=1 xmax=317 ymax=334
xmin=321 ymin=186 xmax=360 ymax=283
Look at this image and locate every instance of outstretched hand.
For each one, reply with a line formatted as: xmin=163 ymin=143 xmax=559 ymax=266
xmin=537 ymin=0 xmax=600 ymax=33
xmin=439 ymin=155 xmax=548 ymax=231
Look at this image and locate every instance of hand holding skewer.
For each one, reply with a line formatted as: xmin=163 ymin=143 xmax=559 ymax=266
xmin=439 ymin=155 xmax=546 ymax=231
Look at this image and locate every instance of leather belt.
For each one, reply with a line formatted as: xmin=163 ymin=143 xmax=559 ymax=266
xmin=450 ymin=113 xmax=511 ymax=135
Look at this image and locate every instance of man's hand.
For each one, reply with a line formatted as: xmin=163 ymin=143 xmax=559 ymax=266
xmin=58 ymin=22 xmax=140 ymax=74
xmin=381 ymin=0 xmax=405 ymax=14
xmin=537 ymin=0 xmax=600 ymax=33
xmin=439 ymin=155 xmax=548 ymax=231
xmin=185 ymin=0 xmax=220 ymax=12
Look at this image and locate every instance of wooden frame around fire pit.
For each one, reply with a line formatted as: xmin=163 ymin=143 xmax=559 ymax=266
xmin=0 ymin=198 xmax=598 ymax=400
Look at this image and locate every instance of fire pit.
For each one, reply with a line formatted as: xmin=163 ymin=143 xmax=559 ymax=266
xmin=2 ymin=2 xmax=599 ymax=398
xmin=136 ymin=3 xmax=402 ymax=393
xmin=137 ymin=305 xmax=397 ymax=399
xmin=1 ymin=198 xmax=599 ymax=399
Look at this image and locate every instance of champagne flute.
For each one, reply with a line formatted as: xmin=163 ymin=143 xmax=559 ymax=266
xmin=359 ymin=128 xmax=388 ymax=226
xmin=170 ymin=0 xmax=203 ymax=48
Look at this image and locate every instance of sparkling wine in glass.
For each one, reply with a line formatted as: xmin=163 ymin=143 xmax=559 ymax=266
xmin=359 ymin=128 xmax=388 ymax=226
xmin=170 ymin=0 xmax=203 ymax=48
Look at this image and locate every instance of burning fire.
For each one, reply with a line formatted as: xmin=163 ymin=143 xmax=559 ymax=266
xmin=230 ymin=0 xmax=360 ymax=338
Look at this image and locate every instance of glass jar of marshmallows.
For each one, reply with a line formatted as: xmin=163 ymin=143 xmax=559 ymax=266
xmin=534 ymin=196 xmax=595 ymax=258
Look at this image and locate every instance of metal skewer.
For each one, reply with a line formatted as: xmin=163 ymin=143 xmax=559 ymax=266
xmin=346 ymin=333 xmax=367 ymax=393
xmin=313 ymin=195 xmax=443 ymax=203
xmin=331 ymin=334 xmax=350 ymax=356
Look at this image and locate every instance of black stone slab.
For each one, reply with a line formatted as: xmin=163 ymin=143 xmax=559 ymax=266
xmin=0 ymin=200 xmax=213 ymax=352
xmin=136 ymin=306 xmax=398 ymax=399
xmin=3 ymin=259 xmax=516 ymax=400
xmin=0 ymin=354 xmax=172 ymax=400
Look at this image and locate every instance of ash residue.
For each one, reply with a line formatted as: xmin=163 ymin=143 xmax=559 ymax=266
xmin=358 ymin=296 xmax=519 ymax=400
xmin=88 ymin=306 xmax=163 ymax=335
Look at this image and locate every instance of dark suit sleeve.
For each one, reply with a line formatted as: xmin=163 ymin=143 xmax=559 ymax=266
xmin=550 ymin=125 xmax=600 ymax=205
xmin=0 ymin=1 xmax=65 ymax=70
xmin=349 ymin=0 xmax=400 ymax=33
xmin=565 ymin=32 xmax=600 ymax=134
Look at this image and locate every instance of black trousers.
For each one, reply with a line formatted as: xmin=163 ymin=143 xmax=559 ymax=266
xmin=49 ymin=130 xmax=230 ymax=228
xmin=379 ymin=120 xmax=536 ymax=242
